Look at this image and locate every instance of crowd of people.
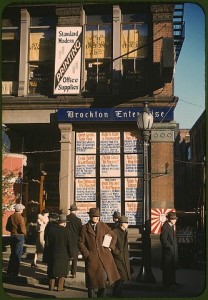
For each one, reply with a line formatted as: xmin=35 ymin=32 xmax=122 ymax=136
xmin=5 ymin=204 xmax=179 ymax=297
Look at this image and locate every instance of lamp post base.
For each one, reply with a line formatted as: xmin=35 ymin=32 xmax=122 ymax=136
xmin=137 ymin=265 xmax=156 ymax=283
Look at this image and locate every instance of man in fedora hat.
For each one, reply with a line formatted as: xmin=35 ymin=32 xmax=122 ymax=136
xmin=45 ymin=214 xmax=72 ymax=291
xmin=78 ymin=207 xmax=120 ymax=298
xmin=112 ymin=215 xmax=131 ymax=297
xmin=66 ymin=203 xmax=82 ymax=278
xmin=6 ymin=203 xmax=26 ymax=276
xmin=112 ymin=211 xmax=121 ymax=229
xmin=160 ymin=211 xmax=179 ymax=289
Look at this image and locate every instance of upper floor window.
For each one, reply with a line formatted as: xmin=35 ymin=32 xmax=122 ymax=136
xmin=28 ymin=10 xmax=56 ymax=96
xmin=2 ymin=9 xmax=20 ymax=96
xmin=84 ymin=12 xmax=112 ymax=95
xmin=121 ymin=13 xmax=149 ymax=96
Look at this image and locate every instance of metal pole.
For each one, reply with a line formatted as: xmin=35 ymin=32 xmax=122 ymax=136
xmin=137 ymin=132 xmax=156 ymax=283
xmin=39 ymin=175 xmax=45 ymax=212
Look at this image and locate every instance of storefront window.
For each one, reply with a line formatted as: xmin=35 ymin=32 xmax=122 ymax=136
xmin=74 ymin=130 xmax=143 ymax=225
xmin=28 ymin=13 xmax=55 ymax=96
xmin=121 ymin=13 xmax=149 ymax=95
xmin=2 ymin=11 xmax=20 ymax=95
xmin=85 ymin=14 xmax=112 ymax=94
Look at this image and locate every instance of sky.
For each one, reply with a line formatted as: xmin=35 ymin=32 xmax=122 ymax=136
xmin=174 ymin=2 xmax=206 ymax=129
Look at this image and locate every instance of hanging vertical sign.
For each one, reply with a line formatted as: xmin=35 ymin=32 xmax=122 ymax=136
xmin=54 ymin=27 xmax=82 ymax=95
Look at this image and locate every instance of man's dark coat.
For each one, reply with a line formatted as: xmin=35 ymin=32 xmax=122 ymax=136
xmin=66 ymin=212 xmax=82 ymax=257
xmin=160 ymin=221 xmax=178 ymax=286
xmin=112 ymin=227 xmax=131 ymax=280
xmin=46 ymin=225 xmax=71 ymax=278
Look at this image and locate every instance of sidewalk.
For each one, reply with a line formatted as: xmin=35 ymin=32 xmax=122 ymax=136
xmin=2 ymin=252 xmax=207 ymax=298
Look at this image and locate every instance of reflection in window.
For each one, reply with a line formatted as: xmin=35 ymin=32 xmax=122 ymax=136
xmin=29 ymin=63 xmax=54 ymax=95
xmin=85 ymin=17 xmax=112 ymax=94
xmin=2 ymin=20 xmax=20 ymax=95
xmin=28 ymin=21 xmax=55 ymax=95
xmin=121 ymin=13 xmax=148 ymax=95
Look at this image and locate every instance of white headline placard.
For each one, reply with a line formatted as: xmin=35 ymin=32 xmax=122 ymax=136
xmin=54 ymin=27 xmax=82 ymax=95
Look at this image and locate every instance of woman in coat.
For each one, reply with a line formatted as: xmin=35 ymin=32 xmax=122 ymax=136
xmin=160 ymin=211 xmax=178 ymax=288
xmin=78 ymin=207 xmax=120 ymax=298
xmin=45 ymin=214 xmax=72 ymax=291
xmin=31 ymin=208 xmax=49 ymax=267
xmin=112 ymin=215 xmax=131 ymax=297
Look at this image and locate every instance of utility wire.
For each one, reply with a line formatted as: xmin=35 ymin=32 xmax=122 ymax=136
xmin=178 ymin=99 xmax=205 ymax=109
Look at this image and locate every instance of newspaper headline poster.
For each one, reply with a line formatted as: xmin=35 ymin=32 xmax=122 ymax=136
xmin=124 ymin=131 xmax=143 ymax=153
xmin=75 ymin=155 xmax=96 ymax=177
xmin=125 ymin=178 xmax=143 ymax=201
xmin=54 ymin=27 xmax=82 ymax=95
xmin=76 ymin=202 xmax=96 ymax=224
xmin=124 ymin=154 xmax=143 ymax=177
xmin=125 ymin=202 xmax=142 ymax=225
xmin=75 ymin=178 xmax=96 ymax=202
xmin=100 ymin=178 xmax=121 ymax=222
xmin=100 ymin=132 xmax=120 ymax=153
xmin=76 ymin=132 xmax=96 ymax=154
xmin=100 ymin=155 xmax=120 ymax=177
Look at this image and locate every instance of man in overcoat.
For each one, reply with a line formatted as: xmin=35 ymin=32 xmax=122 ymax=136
xmin=112 ymin=215 xmax=131 ymax=297
xmin=66 ymin=203 xmax=82 ymax=278
xmin=160 ymin=211 xmax=178 ymax=288
xmin=45 ymin=214 xmax=72 ymax=291
xmin=112 ymin=211 xmax=121 ymax=229
xmin=78 ymin=207 xmax=120 ymax=298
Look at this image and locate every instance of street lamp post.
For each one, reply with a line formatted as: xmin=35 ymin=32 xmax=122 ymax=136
xmin=137 ymin=101 xmax=156 ymax=283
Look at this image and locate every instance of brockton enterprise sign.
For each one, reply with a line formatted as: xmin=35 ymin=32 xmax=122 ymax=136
xmin=57 ymin=107 xmax=174 ymax=122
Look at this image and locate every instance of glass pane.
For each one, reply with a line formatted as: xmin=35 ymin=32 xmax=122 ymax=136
xmin=85 ymin=59 xmax=98 ymax=93
xmin=85 ymin=25 xmax=111 ymax=59
xmin=2 ymin=37 xmax=19 ymax=62
xmin=2 ymin=62 xmax=18 ymax=81
xmin=30 ymin=16 xmax=56 ymax=26
xmin=86 ymin=14 xmax=111 ymax=24
xmin=122 ymin=59 xmax=134 ymax=73
xmin=121 ymin=24 xmax=134 ymax=57
xmin=121 ymin=23 xmax=148 ymax=58
xmin=2 ymin=9 xmax=20 ymax=27
xmin=121 ymin=58 xmax=148 ymax=95
xmin=135 ymin=24 xmax=148 ymax=57
xmin=122 ymin=13 xmax=148 ymax=23
xmin=85 ymin=25 xmax=98 ymax=58
xmin=29 ymin=29 xmax=55 ymax=61
xmin=85 ymin=59 xmax=111 ymax=94
xmin=97 ymin=59 xmax=111 ymax=93
xmin=28 ymin=63 xmax=54 ymax=95
xmin=135 ymin=58 xmax=148 ymax=83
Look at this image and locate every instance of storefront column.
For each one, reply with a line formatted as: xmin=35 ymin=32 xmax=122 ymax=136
xmin=18 ymin=9 xmax=29 ymax=96
xmin=58 ymin=123 xmax=75 ymax=214
xmin=112 ymin=5 xmax=121 ymax=95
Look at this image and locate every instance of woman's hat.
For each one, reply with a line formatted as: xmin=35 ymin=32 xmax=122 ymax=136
xmin=68 ymin=203 xmax=78 ymax=211
xmin=118 ymin=215 xmax=128 ymax=223
xmin=14 ymin=203 xmax=25 ymax=212
xmin=87 ymin=207 xmax=101 ymax=217
xmin=167 ymin=211 xmax=178 ymax=220
xmin=112 ymin=211 xmax=121 ymax=218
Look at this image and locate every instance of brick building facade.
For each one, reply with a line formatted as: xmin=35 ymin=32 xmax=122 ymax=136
xmin=2 ymin=3 xmax=185 ymax=262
